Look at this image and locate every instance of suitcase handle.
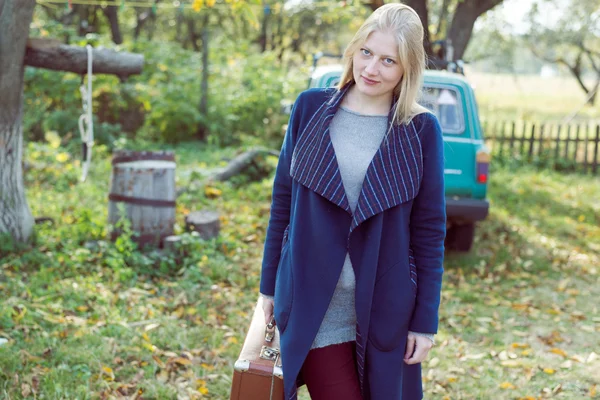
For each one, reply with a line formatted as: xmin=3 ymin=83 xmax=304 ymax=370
xmin=265 ymin=317 xmax=276 ymax=343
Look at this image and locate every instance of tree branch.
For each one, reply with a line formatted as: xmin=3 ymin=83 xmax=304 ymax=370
xmin=24 ymin=39 xmax=144 ymax=79
xmin=475 ymin=0 xmax=504 ymax=15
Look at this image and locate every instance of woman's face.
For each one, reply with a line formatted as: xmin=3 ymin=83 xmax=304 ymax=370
xmin=352 ymin=30 xmax=404 ymax=101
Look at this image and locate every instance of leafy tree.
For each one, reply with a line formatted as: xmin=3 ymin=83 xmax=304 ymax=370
xmin=368 ymin=0 xmax=505 ymax=67
xmin=524 ymin=0 xmax=600 ymax=105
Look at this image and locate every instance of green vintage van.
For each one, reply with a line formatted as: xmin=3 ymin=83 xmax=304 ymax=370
xmin=309 ymin=65 xmax=490 ymax=251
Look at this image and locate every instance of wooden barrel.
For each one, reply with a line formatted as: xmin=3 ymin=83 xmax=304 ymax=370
xmin=108 ymin=150 xmax=176 ymax=247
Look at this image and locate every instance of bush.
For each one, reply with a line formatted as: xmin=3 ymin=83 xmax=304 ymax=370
xmin=23 ymin=37 xmax=305 ymax=148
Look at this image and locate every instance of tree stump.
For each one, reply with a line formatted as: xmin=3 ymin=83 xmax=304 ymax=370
xmin=163 ymin=235 xmax=182 ymax=252
xmin=108 ymin=150 xmax=176 ymax=247
xmin=185 ymin=210 xmax=220 ymax=240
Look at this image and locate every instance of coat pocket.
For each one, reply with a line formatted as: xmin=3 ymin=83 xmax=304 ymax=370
xmin=274 ymin=231 xmax=293 ymax=333
xmin=368 ymin=261 xmax=416 ymax=352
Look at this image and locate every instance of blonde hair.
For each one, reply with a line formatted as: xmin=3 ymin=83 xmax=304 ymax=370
xmin=337 ymin=3 xmax=429 ymax=125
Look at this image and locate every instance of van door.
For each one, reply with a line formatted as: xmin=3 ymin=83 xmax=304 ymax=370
xmin=420 ymin=84 xmax=475 ymax=197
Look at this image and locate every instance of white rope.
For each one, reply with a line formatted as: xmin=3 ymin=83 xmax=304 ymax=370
xmin=78 ymin=44 xmax=94 ymax=182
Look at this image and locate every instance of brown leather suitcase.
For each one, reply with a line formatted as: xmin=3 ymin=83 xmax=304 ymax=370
xmin=230 ymin=296 xmax=284 ymax=400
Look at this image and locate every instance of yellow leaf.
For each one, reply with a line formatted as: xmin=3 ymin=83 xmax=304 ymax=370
xmin=201 ymin=363 xmax=214 ymax=370
xmin=153 ymin=355 xmax=166 ymax=368
xmin=199 ymin=386 xmax=209 ymax=394
xmin=76 ymin=305 xmax=88 ymax=312
xmin=228 ymin=336 xmax=238 ymax=344
xmin=590 ymin=384 xmax=597 ymax=397
xmin=550 ymin=348 xmax=568 ymax=357
xmin=45 ymin=131 xmax=61 ymax=149
xmin=186 ymin=307 xmax=197 ymax=315
xmin=173 ymin=306 xmax=185 ymax=318
xmin=500 ymin=382 xmax=516 ymax=389
xmin=578 ymin=214 xmax=585 ymax=222
xmin=204 ymin=186 xmax=222 ymax=198
xmin=142 ymin=332 xmax=151 ymax=342
xmin=56 ymin=152 xmax=70 ymax=163
xmin=511 ymin=343 xmax=530 ymax=349
xmin=543 ymin=368 xmax=555 ymax=374
xmin=142 ymin=342 xmax=156 ymax=352
xmin=173 ymin=357 xmax=192 ymax=366
xmin=206 ymin=0 xmax=216 ymax=6
xmin=102 ymin=366 xmax=115 ymax=381
xmin=192 ymin=0 xmax=203 ymax=11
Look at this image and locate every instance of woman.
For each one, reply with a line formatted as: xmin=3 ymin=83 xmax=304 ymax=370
xmin=259 ymin=4 xmax=446 ymax=399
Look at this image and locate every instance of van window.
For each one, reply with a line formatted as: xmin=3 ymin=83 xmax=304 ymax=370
xmin=419 ymin=86 xmax=464 ymax=134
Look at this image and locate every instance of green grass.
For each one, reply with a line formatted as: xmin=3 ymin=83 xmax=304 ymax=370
xmin=1 ymin=139 xmax=599 ymax=399
xmin=468 ymin=70 xmax=600 ymax=122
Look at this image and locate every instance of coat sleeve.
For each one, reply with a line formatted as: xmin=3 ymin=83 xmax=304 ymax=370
xmin=259 ymin=93 xmax=303 ymax=296
xmin=408 ymin=112 xmax=446 ymax=334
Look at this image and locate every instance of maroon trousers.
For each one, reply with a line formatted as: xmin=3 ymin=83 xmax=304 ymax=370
xmin=300 ymin=341 xmax=363 ymax=400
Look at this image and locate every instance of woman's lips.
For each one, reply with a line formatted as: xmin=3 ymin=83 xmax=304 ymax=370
xmin=362 ymin=76 xmax=378 ymax=85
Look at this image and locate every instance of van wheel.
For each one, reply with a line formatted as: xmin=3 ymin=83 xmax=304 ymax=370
xmin=446 ymin=223 xmax=475 ymax=252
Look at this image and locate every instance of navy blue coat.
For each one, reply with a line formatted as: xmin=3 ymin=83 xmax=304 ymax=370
xmin=260 ymin=85 xmax=446 ymax=400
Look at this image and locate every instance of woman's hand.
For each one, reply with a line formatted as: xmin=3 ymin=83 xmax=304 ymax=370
xmin=403 ymin=332 xmax=434 ymax=364
xmin=262 ymin=296 xmax=275 ymax=325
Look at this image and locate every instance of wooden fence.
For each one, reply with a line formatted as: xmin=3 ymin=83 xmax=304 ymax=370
xmin=483 ymin=120 xmax=600 ymax=175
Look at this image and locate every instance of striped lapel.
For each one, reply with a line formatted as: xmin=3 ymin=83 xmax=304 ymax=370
xmin=290 ymin=84 xmax=424 ymax=230
xmin=290 ymin=85 xmax=352 ymax=214
xmin=350 ymin=116 xmax=423 ymax=233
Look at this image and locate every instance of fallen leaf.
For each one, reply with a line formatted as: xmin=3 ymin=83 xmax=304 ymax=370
xmin=31 ymin=375 xmax=39 ymax=393
xmin=543 ymin=368 xmax=555 ymax=374
xmin=560 ymin=360 xmax=572 ymax=369
xmin=21 ymin=383 xmax=31 ymax=397
xmin=501 ymin=360 xmax=524 ymax=367
xmin=102 ymin=366 xmax=115 ymax=381
xmin=153 ymin=355 xmax=166 ymax=368
xmin=500 ymin=382 xmax=516 ymax=389
xmin=550 ymin=348 xmax=568 ymax=358
xmin=171 ymin=357 xmax=192 ymax=366
xmin=552 ymin=383 xmax=562 ymax=394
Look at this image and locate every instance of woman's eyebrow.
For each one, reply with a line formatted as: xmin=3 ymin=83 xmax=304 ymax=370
xmin=363 ymin=45 xmax=398 ymax=60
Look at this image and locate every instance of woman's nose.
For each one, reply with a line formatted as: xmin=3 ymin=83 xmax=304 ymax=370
xmin=364 ymin=58 xmax=379 ymax=75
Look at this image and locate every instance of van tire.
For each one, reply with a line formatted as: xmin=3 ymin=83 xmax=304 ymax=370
xmin=446 ymin=223 xmax=475 ymax=252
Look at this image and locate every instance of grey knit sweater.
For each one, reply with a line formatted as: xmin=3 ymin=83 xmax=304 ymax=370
xmin=263 ymin=106 xmax=434 ymax=348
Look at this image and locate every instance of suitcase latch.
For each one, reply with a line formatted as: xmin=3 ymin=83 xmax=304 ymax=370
xmin=260 ymin=346 xmax=280 ymax=361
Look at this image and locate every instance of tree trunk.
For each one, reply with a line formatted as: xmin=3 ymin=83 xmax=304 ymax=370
xmin=258 ymin=4 xmax=270 ymax=52
xmin=403 ymin=0 xmax=432 ymax=56
xmin=447 ymin=0 xmax=502 ymax=61
xmin=102 ymin=5 xmax=123 ymax=45
xmin=367 ymin=0 xmax=384 ymax=11
xmin=435 ymin=0 xmax=451 ymax=37
xmin=0 ymin=0 xmax=36 ymax=242
xmin=197 ymin=21 xmax=209 ymax=141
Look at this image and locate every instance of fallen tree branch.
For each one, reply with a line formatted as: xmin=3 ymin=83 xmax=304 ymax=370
xmin=177 ymin=147 xmax=279 ymax=196
xmin=24 ymin=38 xmax=144 ymax=79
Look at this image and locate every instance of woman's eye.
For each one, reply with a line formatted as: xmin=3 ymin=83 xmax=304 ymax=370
xmin=384 ymin=58 xmax=395 ymax=65
xmin=361 ymin=48 xmax=371 ymax=56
